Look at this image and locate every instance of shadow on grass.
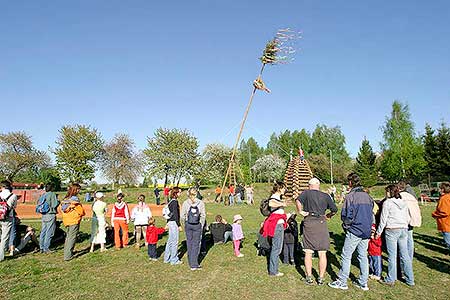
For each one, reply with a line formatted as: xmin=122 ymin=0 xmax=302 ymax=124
xmin=414 ymin=252 xmax=450 ymax=274
xmin=414 ymin=232 xmax=449 ymax=255
xmin=199 ymin=233 xmax=214 ymax=264
xmin=178 ymin=240 xmax=187 ymax=260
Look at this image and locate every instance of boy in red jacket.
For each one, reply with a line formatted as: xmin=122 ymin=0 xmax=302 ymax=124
xmin=146 ymin=217 xmax=166 ymax=261
xmin=368 ymin=224 xmax=382 ymax=280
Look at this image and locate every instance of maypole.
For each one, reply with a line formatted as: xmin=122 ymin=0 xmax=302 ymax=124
xmin=219 ymin=28 xmax=300 ymax=202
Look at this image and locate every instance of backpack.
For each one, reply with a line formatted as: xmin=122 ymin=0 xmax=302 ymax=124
xmin=35 ymin=193 xmax=50 ymax=214
xmin=0 ymin=193 xmax=13 ymax=221
xmin=162 ymin=199 xmax=173 ymax=220
xmin=187 ymin=205 xmax=200 ymax=225
xmin=260 ymin=197 xmax=282 ymax=216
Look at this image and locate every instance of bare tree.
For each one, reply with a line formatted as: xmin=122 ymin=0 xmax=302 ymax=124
xmin=101 ymin=134 xmax=143 ymax=188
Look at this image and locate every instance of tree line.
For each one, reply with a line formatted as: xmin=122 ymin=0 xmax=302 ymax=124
xmin=0 ymin=100 xmax=448 ymax=188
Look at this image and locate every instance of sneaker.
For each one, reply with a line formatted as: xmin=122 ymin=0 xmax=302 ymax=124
xmin=353 ymin=281 xmax=369 ymax=291
xmin=171 ymin=260 xmax=183 ymax=265
xmin=328 ymin=280 xmax=349 ymax=290
xmin=237 ymin=254 xmax=244 ymax=258
xmin=270 ymin=272 xmax=284 ymax=277
xmin=369 ymin=275 xmax=381 ymax=281
xmin=381 ymin=280 xmax=395 ymax=286
xmin=305 ymin=276 xmax=315 ymax=285
xmin=190 ymin=266 xmax=202 ymax=271
xmin=317 ymin=278 xmax=325 ymax=286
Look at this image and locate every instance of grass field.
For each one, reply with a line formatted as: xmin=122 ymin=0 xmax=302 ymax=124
xmin=1 ymin=186 xmax=449 ymax=300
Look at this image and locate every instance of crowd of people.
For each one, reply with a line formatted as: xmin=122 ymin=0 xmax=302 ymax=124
xmin=213 ymin=183 xmax=254 ymax=205
xmin=0 ymin=176 xmax=449 ymax=290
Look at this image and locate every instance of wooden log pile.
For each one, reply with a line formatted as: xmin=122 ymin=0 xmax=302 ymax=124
xmin=283 ymin=157 xmax=313 ymax=201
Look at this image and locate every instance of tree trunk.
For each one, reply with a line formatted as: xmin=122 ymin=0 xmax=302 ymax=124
xmin=164 ymin=172 xmax=168 ymax=187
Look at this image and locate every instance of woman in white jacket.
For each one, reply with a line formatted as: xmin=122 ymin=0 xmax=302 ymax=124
xmin=375 ymin=184 xmax=414 ymax=286
xmin=131 ymin=194 xmax=152 ymax=248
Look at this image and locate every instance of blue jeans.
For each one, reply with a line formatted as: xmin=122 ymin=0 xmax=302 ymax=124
xmin=148 ymin=244 xmax=157 ymax=258
xmin=164 ymin=221 xmax=180 ymax=264
xmin=224 ymin=231 xmax=232 ymax=243
xmin=269 ymin=224 xmax=284 ymax=275
xmin=40 ymin=214 xmax=56 ymax=251
xmin=8 ymin=217 xmax=17 ymax=248
xmin=337 ymin=231 xmax=369 ymax=286
xmin=235 ymin=193 xmax=242 ymax=204
xmin=407 ymin=229 xmax=414 ymax=259
xmin=185 ymin=223 xmax=202 ymax=268
xmin=442 ymin=232 xmax=450 ymax=250
xmin=369 ymin=255 xmax=382 ymax=277
xmin=229 ymin=195 xmax=234 ymax=206
xmin=283 ymin=243 xmax=294 ymax=263
xmin=385 ymin=229 xmax=414 ymax=285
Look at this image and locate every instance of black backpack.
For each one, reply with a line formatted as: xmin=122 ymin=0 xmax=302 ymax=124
xmin=260 ymin=198 xmax=272 ymax=216
xmin=260 ymin=197 xmax=282 ymax=217
xmin=187 ymin=205 xmax=200 ymax=225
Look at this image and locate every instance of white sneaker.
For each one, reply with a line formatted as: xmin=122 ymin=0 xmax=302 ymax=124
xmin=237 ymin=254 xmax=244 ymax=258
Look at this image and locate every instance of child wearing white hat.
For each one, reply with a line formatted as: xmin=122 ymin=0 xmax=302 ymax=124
xmin=232 ymin=214 xmax=244 ymax=258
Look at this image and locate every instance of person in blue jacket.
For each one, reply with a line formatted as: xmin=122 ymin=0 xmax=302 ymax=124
xmin=329 ymin=173 xmax=374 ymax=291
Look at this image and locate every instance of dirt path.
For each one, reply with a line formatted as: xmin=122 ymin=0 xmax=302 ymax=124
xmin=15 ymin=203 xmax=164 ymax=219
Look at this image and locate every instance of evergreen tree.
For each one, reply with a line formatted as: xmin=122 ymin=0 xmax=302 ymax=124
xmin=423 ymin=123 xmax=439 ymax=177
xmin=380 ymin=101 xmax=425 ymax=181
xmin=355 ymin=138 xmax=378 ymax=187
xmin=435 ymin=122 xmax=450 ymax=179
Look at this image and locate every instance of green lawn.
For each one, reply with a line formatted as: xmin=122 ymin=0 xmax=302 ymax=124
xmin=1 ymin=189 xmax=449 ymax=300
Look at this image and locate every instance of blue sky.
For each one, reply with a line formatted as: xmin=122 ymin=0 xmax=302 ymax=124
xmin=1 ymin=1 xmax=449 ymax=160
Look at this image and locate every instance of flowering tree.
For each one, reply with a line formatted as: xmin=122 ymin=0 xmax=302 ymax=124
xmin=251 ymin=154 xmax=286 ymax=183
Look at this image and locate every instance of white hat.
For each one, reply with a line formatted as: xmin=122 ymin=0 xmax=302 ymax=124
xmin=117 ymin=188 xmax=123 ymax=195
xmin=95 ymin=192 xmax=104 ymax=199
xmin=308 ymin=178 xmax=320 ymax=185
xmin=233 ymin=214 xmax=243 ymax=222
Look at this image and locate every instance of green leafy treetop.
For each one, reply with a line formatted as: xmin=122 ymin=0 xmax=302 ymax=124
xmin=144 ymin=128 xmax=200 ymax=187
xmin=0 ymin=131 xmax=50 ymax=181
xmin=380 ymin=101 xmax=425 ymax=181
xmin=54 ymin=125 xmax=104 ymax=183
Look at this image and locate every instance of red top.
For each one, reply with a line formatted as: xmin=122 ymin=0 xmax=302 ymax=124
xmin=368 ymin=236 xmax=382 ymax=256
xmin=112 ymin=202 xmax=129 ymax=221
xmin=163 ymin=187 xmax=170 ymax=196
xmin=146 ymin=225 xmax=166 ymax=244
xmin=229 ymin=186 xmax=235 ymax=194
xmin=262 ymin=213 xmax=287 ymax=237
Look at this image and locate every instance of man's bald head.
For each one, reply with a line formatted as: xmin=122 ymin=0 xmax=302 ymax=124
xmin=308 ymin=178 xmax=320 ymax=191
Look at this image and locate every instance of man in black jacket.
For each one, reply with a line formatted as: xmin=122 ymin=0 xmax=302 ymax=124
xmin=210 ymin=215 xmax=232 ymax=244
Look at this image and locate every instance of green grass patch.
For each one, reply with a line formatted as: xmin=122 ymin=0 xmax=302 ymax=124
xmin=2 ymin=188 xmax=449 ymax=300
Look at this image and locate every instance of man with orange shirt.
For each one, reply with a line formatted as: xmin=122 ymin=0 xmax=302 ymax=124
xmin=214 ymin=186 xmax=222 ymax=202
xmin=432 ymin=182 xmax=450 ymax=251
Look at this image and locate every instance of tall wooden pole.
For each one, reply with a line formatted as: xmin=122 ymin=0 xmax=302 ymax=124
xmin=219 ymin=64 xmax=266 ymax=201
